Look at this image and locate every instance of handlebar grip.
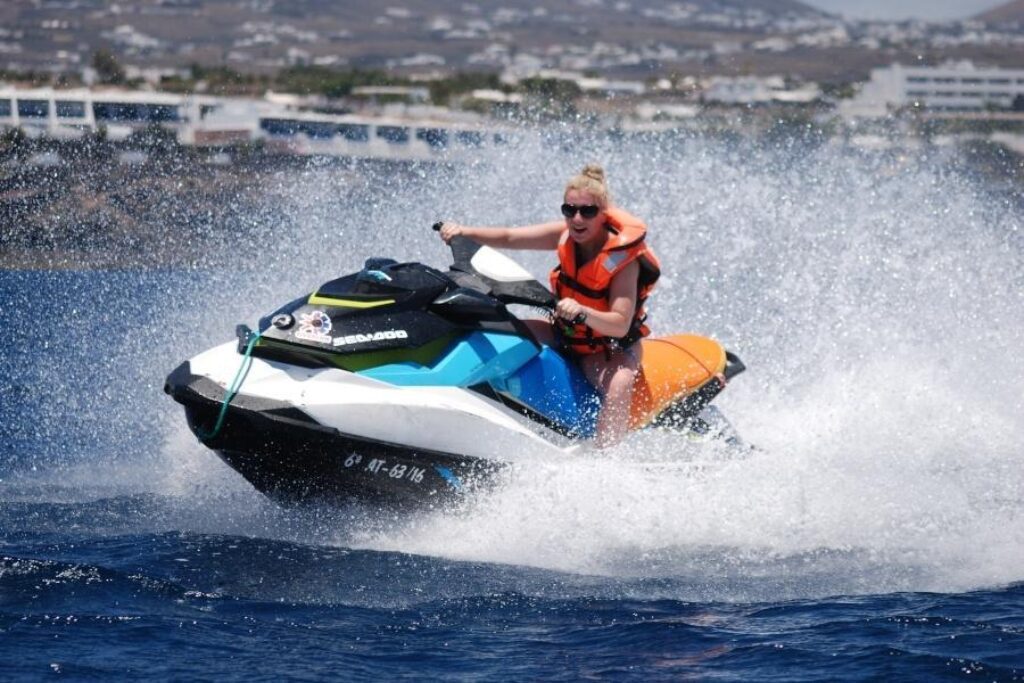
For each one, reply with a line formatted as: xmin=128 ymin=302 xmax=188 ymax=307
xmin=553 ymin=312 xmax=586 ymax=325
xmin=432 ymin=221 xmax=444 ymax=231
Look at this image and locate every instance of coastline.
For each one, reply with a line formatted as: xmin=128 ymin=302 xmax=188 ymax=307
xmin=2 ymin=134 xmax=1021 ymax=272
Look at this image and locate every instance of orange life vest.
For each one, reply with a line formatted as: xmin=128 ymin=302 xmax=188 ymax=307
xmin=548 ymin=207 xmax=661 ymax=355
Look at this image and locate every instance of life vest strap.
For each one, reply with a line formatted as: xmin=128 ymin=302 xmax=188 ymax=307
xmin=556 ymin=272 xmax=609 ymax=300
xmin=560 ymin=315 xmax=648 ymax=355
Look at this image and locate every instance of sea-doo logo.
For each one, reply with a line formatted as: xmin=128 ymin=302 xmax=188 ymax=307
xmin=332 ymin=329 xmax=408 ymax=347
xmin=294 ymin=310 xmax=333 ymax=344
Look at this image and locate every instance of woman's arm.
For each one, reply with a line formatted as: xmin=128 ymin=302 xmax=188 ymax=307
xmin=555 ymin=260 xmax=639 ymax=339
xmin=439 ymin=221 xmax=564 ymax=250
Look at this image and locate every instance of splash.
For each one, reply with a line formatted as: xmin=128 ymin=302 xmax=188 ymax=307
xmin=350 ymin=135 xmax=1023 ymax=594
xmin=4 ymin=130 xmax=1022 ymax=598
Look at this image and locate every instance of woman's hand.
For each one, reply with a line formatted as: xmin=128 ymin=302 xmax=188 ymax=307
xmin=555 ymin=298 xmax=587 ymax=324
xmin=438 ymin=221 xmax=465 ymax=244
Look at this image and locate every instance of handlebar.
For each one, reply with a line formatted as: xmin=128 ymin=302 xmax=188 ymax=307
xmin=431 ymin=220 xmax=560 ymax=313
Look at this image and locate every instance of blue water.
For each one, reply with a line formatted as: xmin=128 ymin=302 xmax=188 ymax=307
xmin=3 ymin=138 xmax=1024 ymax=679
xmin=4 ymin=531 xmax=1023 ymax=679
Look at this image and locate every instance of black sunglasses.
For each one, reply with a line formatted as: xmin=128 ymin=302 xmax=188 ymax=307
xmin=561 ymin=203 xmax=600 ymax=219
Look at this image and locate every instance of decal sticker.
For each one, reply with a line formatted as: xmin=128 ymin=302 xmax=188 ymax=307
xmin=603 ymin=251 xmax=627 ymax=271
xmin=332 ymin=329 xmax=409 ymax=347
xmin=434 ymin=465 xmax=462 ymax=490
xmin=294 ymin=310 xmax=333 ymax=344
xmin=271 ymin=313 xmax=294 ymax=329
xmin=359 ymin=457 xmax=426 ymax=484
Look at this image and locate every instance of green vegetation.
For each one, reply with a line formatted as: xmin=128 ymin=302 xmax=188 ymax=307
xmin=156 ymin=65 xmax=521 ymax=106
xmin=277 ymin=66 xmax=401 ymax=97
xmin=0 ymin=61 xmax=552 ymax=110
xmin=92 ymin=49 xmax=126 ymax=85
xmin=156 ymin=65 xmax=406 ymax=97
xmin=820 ymin=81 xmax=856 ymax=100
xmin=160 ymin=64 xmax=268 ymax=96
xmin=428 ymin=72 xmax=505 ymax=106
xmin=0 ymin=69 xmax=57 ymax=87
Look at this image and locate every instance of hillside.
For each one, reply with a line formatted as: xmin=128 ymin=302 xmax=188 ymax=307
xmin=2 ymin=0 xmax=830 ymax=77
xmin=977 ymin=0 xmax=1024 ymax=23
xmin=1 ymin=0 xmax=1021 ymax=84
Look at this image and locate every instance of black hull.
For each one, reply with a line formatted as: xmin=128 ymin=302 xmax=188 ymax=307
xmin=165 ymin=362 xmax=500 ymax=508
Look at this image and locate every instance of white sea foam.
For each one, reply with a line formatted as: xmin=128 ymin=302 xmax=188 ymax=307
xmin=64 ymin=130 xmax=1024 ymax=597
xmin=323 ymin=134 xmax=1022 ymax=596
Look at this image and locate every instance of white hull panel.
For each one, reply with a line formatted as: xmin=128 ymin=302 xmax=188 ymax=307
xmin=188 ymin=341 xmax=572 ymax=463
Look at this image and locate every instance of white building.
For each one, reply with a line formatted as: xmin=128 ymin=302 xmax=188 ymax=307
xmin=0 ymin=86 xmax=517 ymax=161
xmin=702 ymin=76 xmax=820 ymax=105
xmin=349 ymin=85 xmax=431 ymax=103
xmin=842 ymin=60 xmax=1024 ymax=118
xmin=576 ymin=77 xmax=646 ymax=96
xmin=0 ymin=87 xmax=211 ymax=140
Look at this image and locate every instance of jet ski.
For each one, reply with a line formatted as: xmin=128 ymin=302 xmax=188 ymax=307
xmin=164 ymin=232 xmax=746 ymax=508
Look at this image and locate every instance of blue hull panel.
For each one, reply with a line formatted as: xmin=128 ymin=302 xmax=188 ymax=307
xmin=357 ymin=332 xmax=600 ymax=437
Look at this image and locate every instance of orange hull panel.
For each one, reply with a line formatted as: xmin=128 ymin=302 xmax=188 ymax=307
xmin=629 ymin=335 xmax=726 ymax=429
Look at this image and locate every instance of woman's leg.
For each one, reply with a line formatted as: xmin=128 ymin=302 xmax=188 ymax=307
xmin=581 ymin=344 xmax=642 ymax=448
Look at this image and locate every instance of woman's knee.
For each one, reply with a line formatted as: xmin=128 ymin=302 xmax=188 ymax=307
xmin=586 ymin=351 xmax=639 ymax=397
xmin=605 ymin=363 xmax=638 ymax=398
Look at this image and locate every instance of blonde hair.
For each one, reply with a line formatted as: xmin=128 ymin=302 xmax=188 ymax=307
xmin=565 ymin=163 xmax=611 ymax=208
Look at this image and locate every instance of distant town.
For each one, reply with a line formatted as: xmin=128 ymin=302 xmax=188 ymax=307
xmin=3 ymin=55 xmax=1024 ymax=165
xmin=2 ymin=0 xmax=1023 ymax=268
xmin=3 ymin=0 xmax=1023 ymax=82
xmin=1 ymin=0 xmax=1023 ymax=162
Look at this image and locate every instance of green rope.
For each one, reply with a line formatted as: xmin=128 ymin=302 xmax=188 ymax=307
xmin=197 ymin=330 xmax=262 ymax=442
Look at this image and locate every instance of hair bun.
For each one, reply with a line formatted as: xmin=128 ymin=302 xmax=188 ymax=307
xmin=565 ymin=163 xmax=611 ymax=208
xmin=581 ymin=163 xmax=605 ymax=184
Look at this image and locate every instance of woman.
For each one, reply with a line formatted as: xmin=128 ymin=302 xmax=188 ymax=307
xmin=439 ymin=164 xmax=660 ymax=447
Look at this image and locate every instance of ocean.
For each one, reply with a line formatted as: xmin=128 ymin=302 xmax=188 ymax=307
xmin=2 ymin=133 xmax=1022 ymax=679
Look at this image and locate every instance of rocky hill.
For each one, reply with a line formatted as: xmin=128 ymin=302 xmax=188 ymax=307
xmin=977 ymin=0 xmax=1024 ymax=23
xmin=2 ymin=0 xmax=832 ymax=77
xmin=1 ymin=0 xmax=1022 ymax=84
